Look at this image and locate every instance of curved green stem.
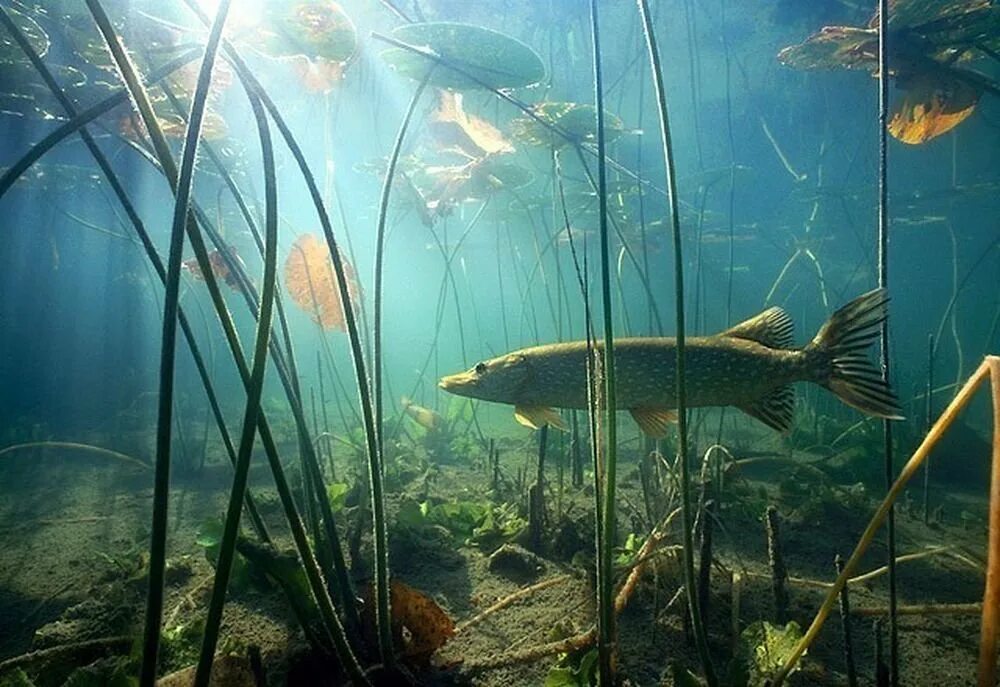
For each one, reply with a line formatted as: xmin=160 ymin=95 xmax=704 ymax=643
xmin=636 ymin=0 xmax=717 ymax=683
xmin=0 ymin=50 xmax=200 ymax=201
xmin=370 ymin=70 xmax=431 ymax=665
xmin=194 ymin=85 xmax=276 ymax=687
xmin=82 ymin=1 xmax=232 ymax=683
xmin=588 ymin=3 xmax=619 ymax=684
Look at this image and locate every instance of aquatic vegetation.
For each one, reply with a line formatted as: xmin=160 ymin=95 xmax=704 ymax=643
xmin=379 ymin=22 xmax=546 ymax=90
xmin=0 ymin=0 xmax=997 ymax=684
xmin=511 ymin=101 xmax=625 ymax=149
xmin=284 ymin=233 xmax=362 ymax=331
xmin=778 ymin=0 xmax=1000 ymax=143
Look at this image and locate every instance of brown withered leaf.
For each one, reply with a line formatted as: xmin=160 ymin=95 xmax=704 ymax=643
xmin=889 ymin=71 xmax=980 ymax=144
xmin=429 ymin=90 xmax=514 ymax=158
xmin=284 ymin=233 xmax=361 ymax=331
xmin=362 ymin=579 xmax=455 ymax=666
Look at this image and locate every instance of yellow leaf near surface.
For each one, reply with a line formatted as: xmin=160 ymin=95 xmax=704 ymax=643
xmin=284 ymin=233 xmax=361 ymax=331
xmin=889 ymin=71 xmax=979 ymax=144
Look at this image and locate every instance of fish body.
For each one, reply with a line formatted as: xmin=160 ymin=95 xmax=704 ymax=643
xmin=401 ymin=397 xmax=443 ymax=431
xmin=439 ymin=289 xmax=903 ymax=436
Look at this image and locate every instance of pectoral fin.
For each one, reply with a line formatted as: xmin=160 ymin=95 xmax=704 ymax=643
xmin=514 ymin=405 xmax=568 ymax=431
xmin=736 ymin=385 xmax=794 ymax=434
xmin=629 ymin=407 xmax=678 ymax=439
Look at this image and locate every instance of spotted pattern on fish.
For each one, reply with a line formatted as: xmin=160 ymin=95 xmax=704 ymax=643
xmin=439 ymin=289 xmax=903 ymax=434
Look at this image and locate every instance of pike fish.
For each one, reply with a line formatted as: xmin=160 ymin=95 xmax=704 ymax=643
xmin=439 ymin=289 xmax=903 ymax=437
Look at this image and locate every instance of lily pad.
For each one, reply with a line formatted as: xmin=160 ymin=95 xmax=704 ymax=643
xmin=380 ymin=22 xmax=545 ymax=90
xmin=511 ymin=101 xmax=624 ymax=148
xmin=250 ymin=1 xmax=357 ymax=64
xmin=777 ymin=26 xmax=878 ymax=71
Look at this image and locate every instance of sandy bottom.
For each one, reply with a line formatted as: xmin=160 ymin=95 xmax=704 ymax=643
xmin=0 ymin=440 xmax=989 ymax=686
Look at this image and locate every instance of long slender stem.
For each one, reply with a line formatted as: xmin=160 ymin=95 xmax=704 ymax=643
xmin=194 ymin=86 xmax=275 ymax=687
xmin=370 ymin=71 xmax=430 ymax=665
xmin=875 ymin=3 xmax=899 ymax=683
xmin=0 ymin=50 xmax=200 ymax=201
xmin=83 ymin=1 xmax=231 ymax=683
xmin=636 ymin=1 xmax=716 ymax=683
xmin=588 ymin=3 xmax=619 ymax=683
xmin=978 ymin=358 xmax=1000 ymax=686
xmin=773 ymin=358 xmax=995 ymax=685
xmin=181 ymin=2 xmax=384 ymax=673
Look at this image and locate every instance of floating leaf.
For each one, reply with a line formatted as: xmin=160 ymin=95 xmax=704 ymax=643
xmin=380 ymin=22 xmax=545 ymax=91
xmin=511 ymin=101 xmax=624 ymax=148
xmin=250 ymin=1 xmax=357 ymax=64
xmin=776 ymin=26 xmax=878 ymax=71
xmin=429 ymin=90 xmax=514 ymax=158
xmin=284 ymin=233 xmax=361 ymax=331
xmin=889 ymin=70 xmax=980 ymax=143
xmin=885 ymin=0 xmax=991 ymax=33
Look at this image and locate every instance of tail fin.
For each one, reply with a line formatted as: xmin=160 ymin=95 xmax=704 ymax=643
xmin=807 ymin=288 xmax=904 ymax=420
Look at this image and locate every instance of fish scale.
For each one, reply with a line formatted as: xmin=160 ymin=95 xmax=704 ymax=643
xmin=440 ymin=289 xmax=903 ymax=437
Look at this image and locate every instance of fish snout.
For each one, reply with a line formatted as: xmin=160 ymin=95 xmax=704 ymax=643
xmin=439 ymin=371 xmax=476 ymax=396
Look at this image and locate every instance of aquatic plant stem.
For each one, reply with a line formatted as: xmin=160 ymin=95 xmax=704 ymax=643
xmin=370 ymin=69 xmax=431 ymax=668
xmin=636 ymin=0 xmax=716 ymax=682
xmin=979 ymin=357 xmax=1000 ymax=686
xmin=0 ymin=50 xmax=200 ymax=201
xmin=876 ymin=2 xmax=899 ymax=682
xmin=0 ymin=8 xmax=269 ymax=542
xmin=771 ymin=357 xmax=996 ymax=685
xmin=588 ymin=3 xmax=619 ymax=682
xmin=83 ymin=1 xmax=231 ymax=682
xmin=180 ymin=3 xmax=385 ymax=672
xmin=194 ymin=89 xmax=276 ymax=687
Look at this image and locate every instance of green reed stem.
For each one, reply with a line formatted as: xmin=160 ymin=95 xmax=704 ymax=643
xmin=636 ymin=0 xmax=717 ymax=683
xmin=83 ymin=1 xmax=231 ymax=683
xmin=194 ymin=87 xmax=276 ymax=687
xmin=0 ymin=7 xmax=270 ymax=543
xmin=589 ymin=3 xmax=619 ymax=683
xmin=181 ymin=1 xmax=386 ymax=670
xmin=0 ymin=50 xmax=200 ymax=200
xmin=876 ymin=1 xmax=899 ymax=683
xmin=370 ymin=70 xmax=431 ymax=666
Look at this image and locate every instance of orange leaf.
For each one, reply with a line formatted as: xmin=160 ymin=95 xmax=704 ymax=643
xmin=284 ymin=233 xmax=361 ymax=331
xmin=889 ymin=70 xmax=980 ymax=144
xmin=389 ymin=579 xmax=456 ymax=662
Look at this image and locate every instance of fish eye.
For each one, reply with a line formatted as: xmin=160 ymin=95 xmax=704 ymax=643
xmin=474 ymin=362 xmax=487 ymax=375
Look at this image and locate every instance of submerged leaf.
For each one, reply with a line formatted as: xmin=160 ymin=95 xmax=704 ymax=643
xmin=511 ymin=101 xmax=624 ymax=148
xmin=380 ymin=22 xmax=545 ymax=91
xmin=889 ymin=70 xmax=980 ymax=143
xmin=776 ymin=26 xmax=878 ymax=71
xmin=731 ymin=620 xmax=804 ymax=687
xmin=429 ymin=90 xmax=514 ymax=158
xmin=389 ymin=580 xmax=455 ymax=662
xmin=284 ymin=233 xmax=361 ymax=331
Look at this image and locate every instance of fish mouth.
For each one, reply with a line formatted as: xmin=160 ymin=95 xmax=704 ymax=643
xmin=438 ymin=371 xmax=475 ymax=396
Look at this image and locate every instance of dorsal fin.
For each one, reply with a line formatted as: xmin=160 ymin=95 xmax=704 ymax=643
xmin=722 ymin=307 xmax=795 ymax=349
xmin=736 ymin=385 xmax=795 ymax=434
